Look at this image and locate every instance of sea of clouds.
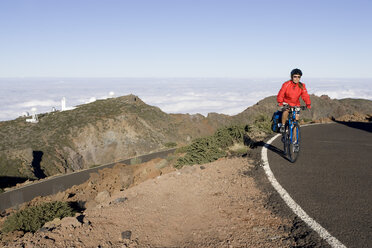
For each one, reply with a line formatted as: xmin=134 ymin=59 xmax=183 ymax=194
xmin=0 ymin=77 xmax=371 ymax=121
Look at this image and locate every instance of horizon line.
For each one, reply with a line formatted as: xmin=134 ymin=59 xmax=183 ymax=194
xmin=1 ymin=76 xmax=372 ymax=80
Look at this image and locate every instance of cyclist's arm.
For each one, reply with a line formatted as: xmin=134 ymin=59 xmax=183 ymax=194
xmin=277 ymin=83 xmax=289 ymax=106
xmin=300 ymin=83 xmax=311 ymax=109
xmin=278 ymin=102 xmax=289 ymax=112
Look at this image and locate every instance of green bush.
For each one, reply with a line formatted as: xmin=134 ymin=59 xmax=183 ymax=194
xmin=175 ymin=137 xmax=226 ymax=168
xmin=214 ymin=125 xmax=247 ymax=148
xmin=175 ymin=125 xmax=248 ymax=168
xmin=175 ymin=146 xmax=188 ymax=154
xmin=164 ymin=142 xmax=177 ymax=148
xmin=251 ymin=114 xmax=273 ymax=134
xmin=165 ymin=154 xmax=177 ymax=162
xmin=2 ymin=201 xmax=75 ymax=233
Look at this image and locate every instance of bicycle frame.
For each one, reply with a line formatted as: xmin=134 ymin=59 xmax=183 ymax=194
xmin=281 ymin=105 xmax=307 ymax=162
xmin=287 ymin=108 xmax=300 ymax=145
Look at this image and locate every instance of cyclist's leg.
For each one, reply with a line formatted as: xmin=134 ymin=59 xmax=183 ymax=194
xmin=293 ymin=122 xmax=301 ymax=153
xmin=281 ymin=109 xmax=289 ymax=132
xmin=293 ymin=113 xmax=300 ymax=142
xmin=282 ymin=110 xmax=289 ymax=126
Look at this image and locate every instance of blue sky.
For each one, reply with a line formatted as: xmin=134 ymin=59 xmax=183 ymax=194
xmin=0 ymin=0 xmax=371 ymax=78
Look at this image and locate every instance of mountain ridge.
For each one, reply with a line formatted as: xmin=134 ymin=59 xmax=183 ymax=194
xmin=0 ymin=94 xmax=371 ymax=182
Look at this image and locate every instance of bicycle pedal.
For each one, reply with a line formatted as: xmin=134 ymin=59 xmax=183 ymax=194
xmin=294 ymin=144 xmax=300 ymax=152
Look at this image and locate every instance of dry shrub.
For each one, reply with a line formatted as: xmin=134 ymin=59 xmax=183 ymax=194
xmin=2 ymin=201 xmax=75 ymax=233
xmin=175 ymin=125 xmax=249 ymax=168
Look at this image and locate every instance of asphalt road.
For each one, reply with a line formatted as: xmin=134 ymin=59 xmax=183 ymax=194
xmin=267 ymin=122 xmax=372 ymax=248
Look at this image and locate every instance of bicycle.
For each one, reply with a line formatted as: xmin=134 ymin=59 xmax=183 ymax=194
xmin=281 ymin=105 xmax=307 ymax=163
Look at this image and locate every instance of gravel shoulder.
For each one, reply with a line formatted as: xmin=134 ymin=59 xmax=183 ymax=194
xmin=1 ymin=154 xmax=328 ymax=247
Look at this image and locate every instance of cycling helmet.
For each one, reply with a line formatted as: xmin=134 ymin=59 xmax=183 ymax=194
xmin=291 ymin=68 xmax=303 ymax=77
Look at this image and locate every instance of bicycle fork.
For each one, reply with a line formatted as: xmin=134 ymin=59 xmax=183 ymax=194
xmin=288 ymin=119 xmax=300 ymax=145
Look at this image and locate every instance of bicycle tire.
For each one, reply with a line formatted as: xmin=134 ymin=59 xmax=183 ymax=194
xmin=287 ymin=122 xmax=301 ymax=163
xmin=282 ymin=124 xmax=289 ymax=155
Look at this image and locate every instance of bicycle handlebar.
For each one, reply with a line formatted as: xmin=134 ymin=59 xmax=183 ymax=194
xmin=281 ymin=105 xmax=308 ymax=111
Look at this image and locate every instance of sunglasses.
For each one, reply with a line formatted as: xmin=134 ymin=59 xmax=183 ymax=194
xmin=293 ymin=75 xmax=301 ymax=78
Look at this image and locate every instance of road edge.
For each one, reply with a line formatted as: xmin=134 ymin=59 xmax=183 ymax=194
xmin=0 ymin=148 xmax=176 ymax=211
xmin=261 ymin=131 xmax=346 ymax=248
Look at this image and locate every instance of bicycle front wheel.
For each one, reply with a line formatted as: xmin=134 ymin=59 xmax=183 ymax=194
xmin=287 ymin=123 xmax=301 ymax=163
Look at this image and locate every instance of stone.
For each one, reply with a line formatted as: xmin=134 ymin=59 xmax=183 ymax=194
xmin=61 ymin=216 xmax=82 ymax=228
xmin=268 ymin=235 xmax=282 ymax=241
xmin=252 ymin=226 xmax=265 ymax=232
xmin=43 ymin=217 xmax=62 ymax=229
xmin=121 ymin=230 xmax=132 ymax=240
xmin=95 ymin=190 xmax=110 ymax=203
xmin=112 ymin=197 xmax=128 ymax=204
xmin=38 ymin=227 xmax=50 ymax=232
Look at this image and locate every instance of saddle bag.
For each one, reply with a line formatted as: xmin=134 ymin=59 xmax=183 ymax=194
xmin=271 ymin=110 xmax=282 ymax=133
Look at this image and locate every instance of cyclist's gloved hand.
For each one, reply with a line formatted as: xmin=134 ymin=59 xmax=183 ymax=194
xmin=307 ymin=104 xmax=311 ymax=109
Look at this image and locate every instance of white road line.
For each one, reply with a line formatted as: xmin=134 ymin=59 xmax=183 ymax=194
xmin=262 ymin=133 xmax=347 ymax=248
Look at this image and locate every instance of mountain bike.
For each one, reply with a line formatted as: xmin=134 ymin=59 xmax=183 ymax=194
xmin=281 ymin=105 xmax=307 ymax=163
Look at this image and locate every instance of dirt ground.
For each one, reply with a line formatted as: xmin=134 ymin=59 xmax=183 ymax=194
xmin=1 ymin=155 xmax=326 ymax=247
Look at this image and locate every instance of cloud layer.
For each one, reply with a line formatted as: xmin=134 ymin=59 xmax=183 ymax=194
xmin=0 ymin=78 xmax=371 ymax=121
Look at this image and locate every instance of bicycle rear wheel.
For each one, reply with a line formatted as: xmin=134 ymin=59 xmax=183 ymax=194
xmin=287 ymin=123 xmax=301 ymax=163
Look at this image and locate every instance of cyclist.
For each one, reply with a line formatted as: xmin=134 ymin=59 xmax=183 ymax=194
xmin=277 ymin=68 xmax=311 ymax=133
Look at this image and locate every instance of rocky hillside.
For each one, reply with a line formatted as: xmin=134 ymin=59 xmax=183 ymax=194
xmin=0 ymin=95 xmax=231 ymax=182
xmin=234 ymin=94 xmax=372 ymax=123
xmin=1 ymin=94 xmax=371 ymax=183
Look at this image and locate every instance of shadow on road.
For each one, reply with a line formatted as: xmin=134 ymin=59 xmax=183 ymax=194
xmin=254 ymin=140 xmax=292 ymax=162
xmin=333 ymin=120 xmax=372 ymax=133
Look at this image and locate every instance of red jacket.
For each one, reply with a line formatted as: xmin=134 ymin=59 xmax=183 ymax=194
xmin=277 ymin=80 xmax=311 ymax=107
